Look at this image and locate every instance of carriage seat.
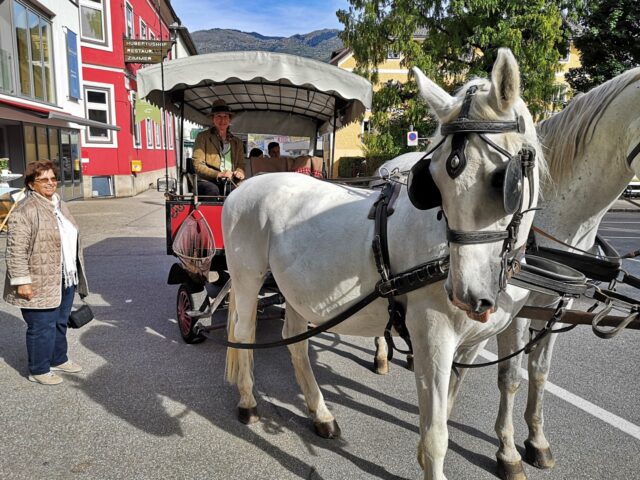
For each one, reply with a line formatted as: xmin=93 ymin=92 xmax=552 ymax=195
xmin=250 ymin=155 xmax=324 ymax=178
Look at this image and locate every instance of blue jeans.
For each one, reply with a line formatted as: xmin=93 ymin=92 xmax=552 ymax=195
xmin=22 ymin=284 xmax=76 ymax=375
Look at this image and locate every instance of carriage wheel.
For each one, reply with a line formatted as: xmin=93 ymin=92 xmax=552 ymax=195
xmin=177 ymin=284 xmax=206 ymax=344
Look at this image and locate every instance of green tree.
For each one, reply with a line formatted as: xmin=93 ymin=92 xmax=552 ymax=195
xmin=337 ymin=1 xmax=576 ymax=156
xmin=566 ymin=0 xmax=640 ymax=92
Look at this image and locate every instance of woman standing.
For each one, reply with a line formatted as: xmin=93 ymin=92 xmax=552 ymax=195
xmin=3 ymin=160 xmax=89 ymax=385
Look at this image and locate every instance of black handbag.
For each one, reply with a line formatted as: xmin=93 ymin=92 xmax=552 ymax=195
xmin=68 ymin=297 xmax=94 ymax=329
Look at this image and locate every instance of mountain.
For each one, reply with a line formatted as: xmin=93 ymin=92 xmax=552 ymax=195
xmin=190 ymin=28 xmax=344 ymax=62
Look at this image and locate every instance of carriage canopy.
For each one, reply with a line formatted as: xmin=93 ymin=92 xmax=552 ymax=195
xmin=136 ymin=51 xmax=373 ymax=139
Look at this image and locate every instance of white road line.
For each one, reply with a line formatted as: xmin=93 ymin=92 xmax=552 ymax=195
xmin=479 ymin=349 xmax=640 ymax=440
xmin=600 ymin=236 xmax=640 ymax=239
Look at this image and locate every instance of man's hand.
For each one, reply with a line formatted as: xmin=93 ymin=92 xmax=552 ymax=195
xmin=218 ymin=170 xmax=232 ymax=180
xmin=17 ymin=284 xmax=33 ymax=301
xmin=233 ymin=170 xmax=245 ymax=181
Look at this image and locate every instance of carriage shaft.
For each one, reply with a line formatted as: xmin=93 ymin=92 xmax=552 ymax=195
xmin=519 ymin=306 xmax=640 ymax=330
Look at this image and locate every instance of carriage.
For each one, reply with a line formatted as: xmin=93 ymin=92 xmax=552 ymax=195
xmin=136 ymin=51 xmax=373 ymax=343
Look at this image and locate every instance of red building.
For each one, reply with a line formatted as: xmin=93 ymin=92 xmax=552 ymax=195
xmin=79 ymin=0 xmax=196 ymax=197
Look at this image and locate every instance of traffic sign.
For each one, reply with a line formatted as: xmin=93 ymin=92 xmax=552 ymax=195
xmin=407 ymin=130 xmax=418 ymax=146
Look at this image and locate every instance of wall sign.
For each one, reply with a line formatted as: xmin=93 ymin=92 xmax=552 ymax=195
xmin=66 ymin=30 xmax=80 ymax=100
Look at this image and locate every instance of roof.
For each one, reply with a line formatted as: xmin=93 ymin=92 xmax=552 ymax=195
xmin=137 ymin=51 xmax=372 ymax=137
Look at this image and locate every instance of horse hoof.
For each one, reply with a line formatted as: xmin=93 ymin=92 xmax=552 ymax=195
xmin=238 ymin=406 xmax=259 ymax=425
xmin=314 ymin=419 xmax=341 ymax=439
xmin=405 ymin=356 xmax=414 ymax=372
xmin=524 ymin=440 xmax=555 ymax=469
xmin=496 ymin=458 xmax=527 ymax=480
xmin=374 ymin=359 xmax=389 ymax=375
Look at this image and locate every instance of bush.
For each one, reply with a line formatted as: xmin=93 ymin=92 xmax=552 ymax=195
xmin=337 ymin=156 xmax=367 ymax=177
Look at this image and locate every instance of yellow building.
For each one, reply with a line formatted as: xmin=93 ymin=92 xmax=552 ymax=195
xmin=328 ymin=43 xmax=582 ymax=176
xmin=328 ymin=47 xmax=412 ymax=176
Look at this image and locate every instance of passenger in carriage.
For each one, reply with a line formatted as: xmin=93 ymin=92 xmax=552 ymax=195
xmin=249 ymin=148 xmax=264 ymax=160
xmin=192 ymin=99 xmax=246 ymax=196
xmin=267 ymin=142 xmax=281 ymax=159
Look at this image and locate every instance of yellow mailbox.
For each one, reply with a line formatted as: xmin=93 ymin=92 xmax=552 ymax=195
xmin=131 ymin=160 xmax=142 ymax=173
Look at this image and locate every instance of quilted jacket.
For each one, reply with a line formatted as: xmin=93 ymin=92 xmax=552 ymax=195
xmin=3 ymin=192 xmax=89 ymax=309
xmin=192 ymin=128 xmax=245 ymax=181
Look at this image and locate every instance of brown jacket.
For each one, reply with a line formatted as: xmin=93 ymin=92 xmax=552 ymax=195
xmin=192 ymin=128 xmax=245 ymax=181
xmin=3 ymin=192 xmax=89 ymax=309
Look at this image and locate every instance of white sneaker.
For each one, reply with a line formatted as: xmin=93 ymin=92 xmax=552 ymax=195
xmin=28 ymin=372 xmax=63 ymax=385
xmin=51 ymin=361 xmax=82 ymax=373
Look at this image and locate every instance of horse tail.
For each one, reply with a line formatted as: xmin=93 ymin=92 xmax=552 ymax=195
xmin=224 ymin=287 xmax=257 ymax=385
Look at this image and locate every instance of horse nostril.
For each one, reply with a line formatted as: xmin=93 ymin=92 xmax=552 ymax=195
xmin=474 ymin=298 xmax=494 ymax=314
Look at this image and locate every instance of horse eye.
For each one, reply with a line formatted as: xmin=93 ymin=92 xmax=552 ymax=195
xmin=491 ymin=165 xmax=506 ymax=190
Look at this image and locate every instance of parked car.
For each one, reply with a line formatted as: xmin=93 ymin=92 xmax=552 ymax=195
xmin=623 ymin=176 xmax=640 ymax=197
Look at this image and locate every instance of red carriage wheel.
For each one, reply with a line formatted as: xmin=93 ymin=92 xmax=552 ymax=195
xmin=177 ymin=284 xmax=206 ymax=344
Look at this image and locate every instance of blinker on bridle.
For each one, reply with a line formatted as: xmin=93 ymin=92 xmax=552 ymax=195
xmin=407 ymin=84 xmax=537 ymax=291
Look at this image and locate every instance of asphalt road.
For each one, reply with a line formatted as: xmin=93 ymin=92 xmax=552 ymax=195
xmin=0 ymin=191 xmax=638 ymax=480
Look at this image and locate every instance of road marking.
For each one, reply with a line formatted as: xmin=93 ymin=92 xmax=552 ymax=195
xmin=479 ymin=349 xmax=640 ymax=440
xmin=601 ymin=236 xmax=640 ymax=239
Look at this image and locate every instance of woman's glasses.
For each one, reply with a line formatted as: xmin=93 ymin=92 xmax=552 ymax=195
xmin=35 ymin=177 xmax=58 ymax=184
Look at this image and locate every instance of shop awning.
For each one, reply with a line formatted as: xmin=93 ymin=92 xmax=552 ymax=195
xmin=0 ymin=98 xmax=119 ymax=131
xmin=47 ymin=112 xmax=120 ymax=131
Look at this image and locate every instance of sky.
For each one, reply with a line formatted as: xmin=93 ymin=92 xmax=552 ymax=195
xmin=170 ymin=0 xmax=351 ymax=37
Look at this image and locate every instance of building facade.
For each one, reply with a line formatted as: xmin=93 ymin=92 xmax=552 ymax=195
xmin=79 ymin=0 xmax=197 ymax=197
xmin=0 ymin=0 xmax=117 ymax=200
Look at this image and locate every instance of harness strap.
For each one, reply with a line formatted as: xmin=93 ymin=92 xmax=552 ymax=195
xmin=213 ymin=290 xmax=382 ymax=349
xmin=452 ymin=298 xmax=569 ymax=374
xmin=628 ymin=139 xmax=640 ymax=167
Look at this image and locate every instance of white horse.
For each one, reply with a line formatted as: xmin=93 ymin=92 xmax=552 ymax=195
xmin=483 ymin=67 xmax=640 ymax=479
xmin=222 ymin=49 xmax=544 ymax=479
xmin=372 ymin=68 xmax=640 ymax=479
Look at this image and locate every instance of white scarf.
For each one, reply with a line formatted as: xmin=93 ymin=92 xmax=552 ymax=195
xmin=52 ymin=195 xmax=78 ymax=286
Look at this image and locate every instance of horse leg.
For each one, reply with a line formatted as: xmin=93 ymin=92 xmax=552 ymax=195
xmin=523 ymin=321 xmax=559 ymax=470
xmin=409 ymin=314 xmax=455 ymax=480
xmin=285 ymin=307 xmax=340 ymax=439
xmin=495 ymin=318 xmax=529 ymax=480
xmin=225 ymin=283 xmax=262 ymax=425
xmin=373 ymin=336 xmax=389 ymax=375
xmin=448 ymin=341 xmax=487 ymax=418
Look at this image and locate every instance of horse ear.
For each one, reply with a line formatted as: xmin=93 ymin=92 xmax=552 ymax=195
xmin=412 ymin=67 xmax=455 ymax=119
xmin=488 ymin=48 xmax=520 ymax=113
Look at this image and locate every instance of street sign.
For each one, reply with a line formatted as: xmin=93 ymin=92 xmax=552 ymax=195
xmin=124 ymin=39 xmax=172 ymax=64
xmin=407 ymin=130 xmax=418 ymax=146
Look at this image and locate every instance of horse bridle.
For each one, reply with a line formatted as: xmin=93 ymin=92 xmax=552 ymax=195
xmin=409 ymin=85 xmax=537 ymax=290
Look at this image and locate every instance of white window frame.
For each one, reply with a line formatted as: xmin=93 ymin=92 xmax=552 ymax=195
xmin=139 ymin=18 xmax=147 ymax=39
xmin=82 ymin=82 xmax=116 ymax=147
xmin=130 ymin=91 xmax=141 ymax=148
xmin=167 ymin=113 xmax=173 ymax=150
xmin=146 ymin=118 xmax=154 ymax=149
xmin=124 ymin=2 xmax=134 ymax=39
xmin=154 ymin=115 xmax=162 ymax=148
xmin=79 ymin=0 xmax=112 ymax=50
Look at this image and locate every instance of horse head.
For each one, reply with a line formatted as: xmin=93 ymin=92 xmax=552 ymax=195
xmin=409 ymin=48 xmax=543 ymax=322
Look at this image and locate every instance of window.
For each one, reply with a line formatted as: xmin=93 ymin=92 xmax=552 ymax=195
xmin=154 ymin=115 xmax=162 ymax=148
xmin=131 ymin=92 xmax=141 ymax=148
xmin=0 ymin=0 xmax=14 ymax=93
xmin=80 ymin=0 xmax=106 ymax=44
xmin=12 ymin=1 xmax=55 ymax=102
xmin=139 ymin=19 xmax=146 ymax=39
xmin=166 ymin=113 xmax=173 ymax=149
xmin=84 ymin=86 xmax=112 ymax=143
xmin=387 ymin=50 xmax=401 ymax=60
xmin=125 ymin=3 xmax=134 ymax=38
xmin=146 ymin=118 xmax=153 ymax=148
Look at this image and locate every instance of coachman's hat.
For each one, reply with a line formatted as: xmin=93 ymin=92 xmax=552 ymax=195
xmin=210 ymin=99 xmax=233 ymax=116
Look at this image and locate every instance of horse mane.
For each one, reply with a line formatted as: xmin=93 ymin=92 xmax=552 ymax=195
xmin=538 ymin=68 xmax=640 ymax=182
